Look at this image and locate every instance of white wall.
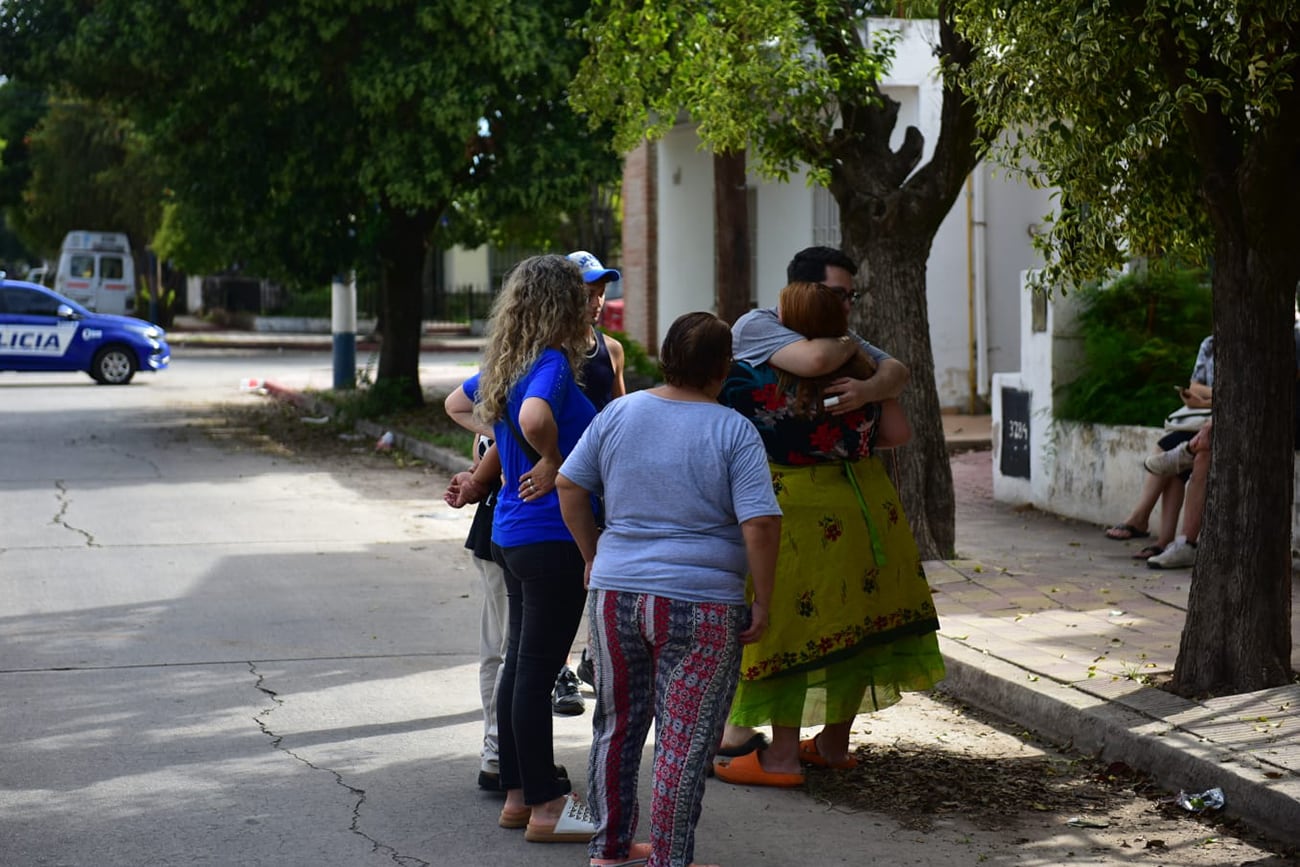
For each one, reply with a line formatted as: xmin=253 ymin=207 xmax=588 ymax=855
xmin=657 ymin=124 xmax=722 ymax=329
xmin=991 ymin=274 xmax=1300 ymax=538
xmin=445 ymin=245 xmax=489 ymax=290
xmin=983 ymin=166 xmax=1055 ymax=385
xmin=752 ymin=169 xmax=815 ymax=305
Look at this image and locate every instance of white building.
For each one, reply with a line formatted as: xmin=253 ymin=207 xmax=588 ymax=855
xmin=618 ymin=18 xmax=1055 ymax=411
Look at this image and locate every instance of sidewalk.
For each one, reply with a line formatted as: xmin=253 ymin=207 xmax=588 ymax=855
xmin=257 ymin=349 xmax=1299 ymax=848
xmin=944 ymin=449 xmax=1300 ymax=847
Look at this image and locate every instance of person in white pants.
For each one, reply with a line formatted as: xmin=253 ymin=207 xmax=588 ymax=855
xmin=446 ymin=434 xmax=509 ymax=790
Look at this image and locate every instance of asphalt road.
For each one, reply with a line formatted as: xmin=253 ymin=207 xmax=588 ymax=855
xmin=0 ymin=349 xmax=1287 ymax=867
xmin=0 ymin=349 xmax=490 ymax=865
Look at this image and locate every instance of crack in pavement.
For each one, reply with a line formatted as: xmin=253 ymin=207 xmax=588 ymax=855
xmin=53 ymin=480 xmax=96 ymax=546
xmin=248 ymin=662 xmax=430 ymax=867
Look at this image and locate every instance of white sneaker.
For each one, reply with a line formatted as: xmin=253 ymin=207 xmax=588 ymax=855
xmin=1148 ymin=538 xmax=1197 ymax=569
xmin=1144 ymin=443 xmax=1195 ymax=476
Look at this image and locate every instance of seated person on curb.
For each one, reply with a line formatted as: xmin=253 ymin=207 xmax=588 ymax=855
xmin=1143 ymin=319 xmax=1300 ymax=569
xmin=1103 ymin=335 xmax=1213 ymax=560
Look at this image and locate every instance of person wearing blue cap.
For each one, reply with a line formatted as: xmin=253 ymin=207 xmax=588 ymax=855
xmin=551 ymin=251 xmax=628 ymax=717
xmin=567 ymin=250 xmax=627 ymax=412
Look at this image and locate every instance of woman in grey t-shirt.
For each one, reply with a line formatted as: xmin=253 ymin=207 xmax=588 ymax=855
xmin=558 ymin=312 xmax=781 ymax=867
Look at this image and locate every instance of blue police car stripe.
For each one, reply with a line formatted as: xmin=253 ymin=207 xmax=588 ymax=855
xmin=0 ymin=323 xmax=79 ymax=357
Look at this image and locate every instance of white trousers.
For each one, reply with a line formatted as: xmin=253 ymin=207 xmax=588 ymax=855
xmin=473 ymin=553 xmax=509 ymax=771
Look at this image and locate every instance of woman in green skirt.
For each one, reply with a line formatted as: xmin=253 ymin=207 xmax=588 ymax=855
xmin=714 ymin=280 xmax=945 ymax=787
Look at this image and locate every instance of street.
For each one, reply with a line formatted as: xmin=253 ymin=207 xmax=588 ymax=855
xmin=0 ymin=348 xmax=1289 ymax=866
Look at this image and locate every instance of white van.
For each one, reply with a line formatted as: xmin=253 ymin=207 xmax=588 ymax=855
xmin=54 ymin=231 xmax=136 ymax=315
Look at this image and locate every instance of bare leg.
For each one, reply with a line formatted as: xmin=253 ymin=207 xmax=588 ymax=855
xmin=759 ymin=725 xmax=802 ymax=774
xmin=1182 ymin=447 xmax=1210 ymax=543
xmin=719 ymin=721 xmax=759 ymax=751
xmin=810 ymin=720 xmax=855 ymax=765
xmin=528 ymin=794 xmax=573 ymax=824
xmin=1117 ymin=468 xmax=1166 ymax=532
xmin=1155 ymin=477 xmax=1185 ymax=547
xmin=1181 ymin=422 xmax=1212 ymax=543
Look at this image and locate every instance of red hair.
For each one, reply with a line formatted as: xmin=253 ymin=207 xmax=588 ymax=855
xmin=777 ymin=282 xmax=876 ymax=415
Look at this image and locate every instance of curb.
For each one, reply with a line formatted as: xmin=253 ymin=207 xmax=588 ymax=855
xmin=168 ymin=334 xmax=485 ymax=354
xmin=938 ymin=636 xmax=1300 ymax=848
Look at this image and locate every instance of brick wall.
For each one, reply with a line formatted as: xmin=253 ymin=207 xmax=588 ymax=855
xmin=620 ymin=141 xmax=658 ymax=354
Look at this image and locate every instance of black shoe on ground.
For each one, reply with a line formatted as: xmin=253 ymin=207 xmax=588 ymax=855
xmin=552 ymin=666 xmax=585 ymax=716
xmin=479 ymin=764 xmax=567 ymax=792
xmin=575 ymin=647 xmax=595 ymax=689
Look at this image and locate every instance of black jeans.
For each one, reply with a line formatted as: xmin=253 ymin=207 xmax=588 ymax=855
xmin=493 ymin=540 xmax=588 ymax=805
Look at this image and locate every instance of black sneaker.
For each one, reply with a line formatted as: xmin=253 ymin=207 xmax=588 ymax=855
xmin=575 ymin=647 xmax=595 ymax=689
xmin=552 ymin=666 xmax=585 ymax=716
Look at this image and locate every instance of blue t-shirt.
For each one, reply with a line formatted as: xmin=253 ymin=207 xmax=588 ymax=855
xmin=462 ymin=349 xmax=597 ymax=547
xmin=559 ymin=391 xmax=781 ymax=604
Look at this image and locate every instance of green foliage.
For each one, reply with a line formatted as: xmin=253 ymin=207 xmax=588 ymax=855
xmin=953 ymin=0 xmax=1298 ymax=291
xmin=0 ymin=0 xmax=623 ymax=393
xmin=271 ymin=284 xmax=333 ymax=319
xmin=0 ymin=80 xmax=48 ymax=254
xmin=5 ymin=97 xmax=163 ymax=258
xmin=137 ymin=278 xmax=177 ymax=328
xmin=332 ymin=377 xmax=426 ymax=419
xmin=1056 ymin=267 xmax=1212 ymax=426
xmin=573 ymin=1 xmax=897 ymax=181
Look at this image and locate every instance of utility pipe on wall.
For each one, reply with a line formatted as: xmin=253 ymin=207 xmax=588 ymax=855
xmin=965 ymin=169 xmax=990 ymax=413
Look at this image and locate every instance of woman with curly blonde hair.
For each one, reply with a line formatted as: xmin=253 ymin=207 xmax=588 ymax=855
xmin=445 ymin=253 xmax=601 ymax=843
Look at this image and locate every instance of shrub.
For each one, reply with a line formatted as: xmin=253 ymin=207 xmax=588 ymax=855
xmin=605 ymin=330 xmax=663 ymax=391
xmin=1056 ymin=265 xmax=1212 ymax=427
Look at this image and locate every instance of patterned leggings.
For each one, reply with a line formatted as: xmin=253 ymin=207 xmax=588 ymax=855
xmin=586 ymin=589 xmax=746 ymax=867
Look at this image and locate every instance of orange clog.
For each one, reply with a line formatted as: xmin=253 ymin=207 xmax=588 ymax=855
xmin=712 ymin=750 xmax=804 ymax=788
xmin=798 ymin=735 xmax=859 ymax=770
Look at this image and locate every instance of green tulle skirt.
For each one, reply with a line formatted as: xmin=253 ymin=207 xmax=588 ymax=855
xmin=730 ymin=457 xmax=945 ymax=728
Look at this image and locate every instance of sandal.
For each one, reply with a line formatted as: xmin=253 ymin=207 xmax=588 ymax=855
xmin=1104 ymin=524 xmax=1149 ymax=541
xmin=713 ymin=750 xmax=804 ymax=788
xmin=798 ymin=735 xmax=859 ymax=770
xmin=591 ymin=842 xmax=651 ymax=866
xmin=1132 ymin=544 xmax=1164 ymax=560
xmin=499 ymin=805 xmax=531 ymax=829
xmin=524 ymin=793 xmax=597 ymax=843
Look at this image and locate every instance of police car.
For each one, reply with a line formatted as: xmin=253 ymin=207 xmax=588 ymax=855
xmin=0 ymin=275 xmax=170 ymax=385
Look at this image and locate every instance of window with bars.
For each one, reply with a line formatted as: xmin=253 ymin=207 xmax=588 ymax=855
xmin=812 ymin=185 xmax=841 ymax=248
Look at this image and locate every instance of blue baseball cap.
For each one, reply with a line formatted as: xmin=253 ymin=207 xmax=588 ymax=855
xmin=567 ymin=250 xmax=621 ymax=283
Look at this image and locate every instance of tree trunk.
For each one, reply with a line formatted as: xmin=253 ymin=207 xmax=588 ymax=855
xmin=845 ymin=227 xmax=956 ymax=561
xmin=374 ymin=208 xmax=432 ymax=406
xmin=1166 ymin=47 xmax=1298 ymax=696
xmin=1172 ymin=242 xmax=1295 ymax=695
xmin=713 ymin=149 xmax=752 ymax=325
xmin=808 ymin=6 xmax=978 ymax=561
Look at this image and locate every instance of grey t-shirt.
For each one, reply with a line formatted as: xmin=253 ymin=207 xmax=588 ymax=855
xmin=559 ymin=391 xmax=781 ymax=604
xmin=732 ymin=306 xmax=893 ymax=367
